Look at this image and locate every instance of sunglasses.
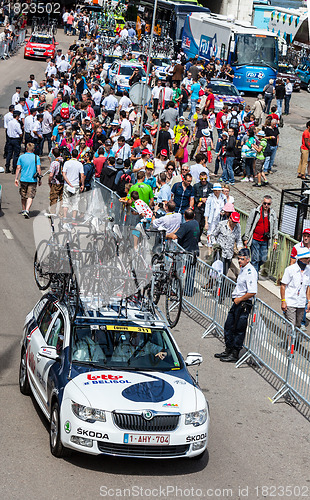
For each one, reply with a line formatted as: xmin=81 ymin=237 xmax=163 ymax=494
xmin=167 ymin=168 xmax=174 ymax=171
xmin=263 ymin=202 xmax=271 ymax=206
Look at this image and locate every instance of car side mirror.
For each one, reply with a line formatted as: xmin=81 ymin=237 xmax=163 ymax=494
xmin=39 ymin=346 xmax=60 ymax=361
xmin=240 ymin=92 xmax=245 ymax=96
xmin=185 ymin=352 xmax=203 ymax=366
xmin=55 ymin=42 xmax=59 ymax=45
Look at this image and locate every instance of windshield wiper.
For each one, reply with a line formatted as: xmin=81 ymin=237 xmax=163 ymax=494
xmin=72 ymin=360 xmax=107 ymax=368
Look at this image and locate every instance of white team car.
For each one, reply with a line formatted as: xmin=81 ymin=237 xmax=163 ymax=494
xmin=152 ymin=57 xmax=171 ymax=81
xmin=108 ymin=61 xmax=147 ymax=94
xmin=19 ymin=294 xmax=209 ymax=459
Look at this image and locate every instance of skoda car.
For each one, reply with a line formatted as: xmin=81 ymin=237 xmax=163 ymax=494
xmin=24 ymin=32 xmax=58 ymax=60
xmin=19 ymin=294 xmax=209 ymax=459
xmin=108 ymin=61 xmax=147 ymax=94
xmin=208 ymin=78 xmax=246 ymax=114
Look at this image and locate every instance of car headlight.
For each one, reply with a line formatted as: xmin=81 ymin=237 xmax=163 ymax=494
xmin=119 ymin=79 xmax=128 ymax=85
xmin=71 ymin=401 xmax=106 ymax=423
xmin=185 ymin=408 xmax=208 ymax=426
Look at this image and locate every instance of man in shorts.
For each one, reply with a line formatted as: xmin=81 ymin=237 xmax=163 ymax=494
xmin=62 ymin=148 xmax=85 ymax=220
xmin=14 ymin=142 xmax=41 ymax=218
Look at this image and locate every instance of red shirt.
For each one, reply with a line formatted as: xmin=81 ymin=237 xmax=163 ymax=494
xmin=206 ymin=93 xmax=215 ymax=110
xmin=215 ymin=110 xmax=224 ymax=129
xmin=94 ymin=156 xmax=105 ymax=178
xmin=301 ymin=129 xmax=310 ymax=150
xmin=253 ymin=208 xmax=270 ymax=242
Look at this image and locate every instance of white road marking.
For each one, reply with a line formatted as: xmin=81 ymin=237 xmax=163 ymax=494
xmin=2 ymin=229 xmax=14 ymax=240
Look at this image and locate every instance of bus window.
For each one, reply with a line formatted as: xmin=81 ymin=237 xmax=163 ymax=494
xmin=234 ymin=34 xmax=277 ymax=69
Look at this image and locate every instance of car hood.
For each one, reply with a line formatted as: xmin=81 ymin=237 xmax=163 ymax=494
xmin=214 ymin=94 xmax=243 ymax=103
xmin=278 ymin=71 xmax=300 ymax=81
xmin=70 ymin=369 xmax=201 ymax=413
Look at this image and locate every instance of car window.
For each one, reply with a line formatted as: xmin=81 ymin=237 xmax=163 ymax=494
xmin=71 ymin=325 xmax=181 ymax=370
xmin=209 ymin=83 xmax=239 ymax=96
xmin=38 ymin=302 xmax=58 ymax=337
xmin=46 ymin=313 xmax=65 ymax=350
xmin=30 ymin=35 xmax=53 ymax=44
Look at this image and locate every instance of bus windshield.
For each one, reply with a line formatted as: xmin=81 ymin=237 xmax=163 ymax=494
xmin=234 ymin=34 xmax=277 ymax=69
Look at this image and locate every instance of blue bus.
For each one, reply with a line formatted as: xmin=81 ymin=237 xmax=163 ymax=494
xmin=182 ymin=12 xmax=279 ymax=92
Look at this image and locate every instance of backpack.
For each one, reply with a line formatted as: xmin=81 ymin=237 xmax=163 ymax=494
xmin=229 ymin=112 xmax=239 ymax=129
xmin=60 ymin=103 xmax=70 ymax=120
xmin=59 ymin=146 xmax=71 ymax=162
xmin=116 ymin=173 xmax=132 ymax=198
xmin=263 ymin=142 xmax=272 ymax=158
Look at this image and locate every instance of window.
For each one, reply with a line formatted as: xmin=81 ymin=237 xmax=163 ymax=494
xmin=46 ymin=314 xmax=65 ymax=349
xmin=39 ymin=302 xmax=58 ymax=337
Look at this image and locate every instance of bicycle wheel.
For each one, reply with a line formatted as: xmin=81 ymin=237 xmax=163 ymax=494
xmin=34 ymin=240 xmax=52 ymax=290
xmin=165 ymin=276 xmax=182 ymax=328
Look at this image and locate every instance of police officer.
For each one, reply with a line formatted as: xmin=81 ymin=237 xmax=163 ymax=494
xmin=5 ymin=110 xmax=22 ymax=174
xmin=3 ymin=104 xmax=14 ymax=158
xmin=214 ymin=248 xmax=258 ymax=362
xmin=24 ymin=108 xmax=37 ymax=151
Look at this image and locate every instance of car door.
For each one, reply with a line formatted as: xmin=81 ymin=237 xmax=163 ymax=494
xmin=109 ymin=62 xmax=117 ymax=84
xmin=28 ymin=301 xmax=58 ymax=410
xmin=41 ymin=311 xmax=66 ymax=411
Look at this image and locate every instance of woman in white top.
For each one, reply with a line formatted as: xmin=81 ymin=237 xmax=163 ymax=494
xmin=154 ymin=150 xmax=168 ymax=176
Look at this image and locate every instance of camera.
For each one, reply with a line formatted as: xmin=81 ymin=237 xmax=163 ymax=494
xmin=33 ymin=172 xmax=42 ymax=180
xmin=263 ymin=232 xmax=270 ymax=239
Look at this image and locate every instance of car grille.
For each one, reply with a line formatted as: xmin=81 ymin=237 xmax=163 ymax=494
xmin=112 ymin=412 xmax=180 ymax=432
xmin=97 ymin=442 xmax=189 ymax=457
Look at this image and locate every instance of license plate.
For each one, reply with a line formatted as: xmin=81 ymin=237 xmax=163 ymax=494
xmin=124 ymin=433 xmax=170 ymax=445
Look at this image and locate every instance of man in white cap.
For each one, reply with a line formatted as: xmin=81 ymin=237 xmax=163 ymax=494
xmin=280 ymin=248 xmax=310 ymax=330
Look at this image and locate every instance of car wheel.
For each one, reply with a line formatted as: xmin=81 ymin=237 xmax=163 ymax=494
xmin=19 ymin=349 xmax=30 ymax=395
xmin=50 ymin=402 xmax=69 ymax=457
xmin=307 ymin=83 xmax=310 ymax=94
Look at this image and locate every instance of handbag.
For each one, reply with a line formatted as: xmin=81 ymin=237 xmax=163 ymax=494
xmin=175 ymin=147 xmax=184 ymax=159
xmin=150 ymin=127 xmax=157 ymax=137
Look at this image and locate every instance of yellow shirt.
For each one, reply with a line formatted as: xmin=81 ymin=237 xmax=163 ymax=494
xmin=173 ymin=124 xmax=185 ymax=144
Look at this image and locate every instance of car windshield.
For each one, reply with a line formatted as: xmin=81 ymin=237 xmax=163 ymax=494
xmin=71 ymin=325 xmax=181 ymax=371
xmin=120 ymin=66 xmax=146 ymax=76
xmin=209 ymin=83 xmax=240 ymax=96
xmin=152 ymin=58 xmax=170 ymax=67
xmin=30 ymin=35 xmax=53 ymax=44
xmin=235 ymin=33 xmax=277 ymax=69
xmin=278 ymin=65 xmax=295 ymax=75
xmin=105 ymin=55 xmax=119 ymax=63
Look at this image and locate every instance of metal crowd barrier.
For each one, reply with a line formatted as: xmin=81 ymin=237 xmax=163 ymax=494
xmin=237 ymin=207 xmax=298 ymax=284
xmin=93 ymin=180 xmax=310 ymax=408
xmin=0 ymin=29 xmax=26 ymax=60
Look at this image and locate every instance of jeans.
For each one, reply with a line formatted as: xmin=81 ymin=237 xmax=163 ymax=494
xmin=224 ymin=301 xmax=252 ymax=351
xmin=5 ymin=137 xmax=21 ymax=172
xmin=42 ymin=132 xmax=52 ymax=154
xmin=188 ymin=98 xmax=198 ymax=120
xmin=179 ymin=102 xmax=187 ymax=117
xmin=263 ymin=145 xmax=277 ymax=172
xmin=214 ymin=129 xmax=223 ymax=174
xmin=264 ymin=95 xmax=273 ymax=114
xmin=276 ymin=99 xmax=283 ymax=116
xmin=244 ymin=157 xmax=254 ymax=177
xmin=250 ymin=239 xmax=268 ymax=273
xmin=284 ymin=94 xmax=291 ymax=114
xmin=222 ymin=156 xmax=235 ymax=184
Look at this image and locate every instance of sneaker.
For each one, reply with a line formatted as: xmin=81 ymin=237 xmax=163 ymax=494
xmin=229 ymin=182 xmax=235 ymax=186
xmin=240 ymin=177 xmax=249 ymax=182
xmin=300 ymin=324 xmax=307 ymax=331
xmin=249 ymin=176 xmax=254 ymax=182
xmin=198 ymin=242 xmax=203 ymax=247
xmin=23 ymin=210 xmax=29 ymax=219
xmin=219 ymin=177 xmax=223 ymax=182
xmin=256 ymin=183 xmax=262 ymax=187
xmin=262 ymin=180 xmax=269 ymax=185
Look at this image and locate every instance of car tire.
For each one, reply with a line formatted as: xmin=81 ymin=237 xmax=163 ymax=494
xmin=50 ymin=402 xmax=69 ymax=457
xmin=307 ymin=83 xmax=310 ymax=94
xmin=19 ymin=349 xmax=31 ymax=395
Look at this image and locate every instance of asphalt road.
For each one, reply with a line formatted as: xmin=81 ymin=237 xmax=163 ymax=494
xmin=0 ymin=31 xmax=310 ymax=500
